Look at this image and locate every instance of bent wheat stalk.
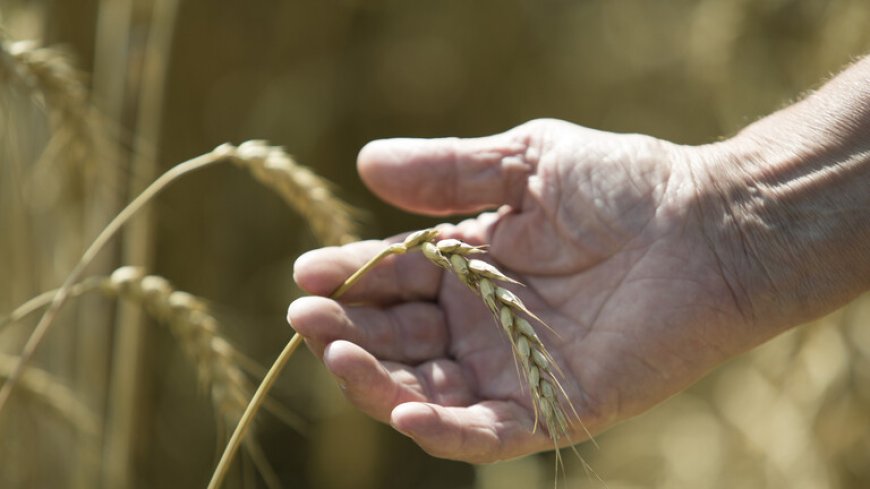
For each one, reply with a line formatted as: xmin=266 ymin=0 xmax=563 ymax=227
xmin=209 ymin=229 xmax=581 ymax=489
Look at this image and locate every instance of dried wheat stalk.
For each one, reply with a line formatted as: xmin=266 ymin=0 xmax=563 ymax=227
xmin=217 ymin=141 xmax=359 ymax=245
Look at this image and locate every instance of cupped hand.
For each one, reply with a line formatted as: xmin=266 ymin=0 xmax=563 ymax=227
xmin=288 ymin=119 xmax=752 ymax=463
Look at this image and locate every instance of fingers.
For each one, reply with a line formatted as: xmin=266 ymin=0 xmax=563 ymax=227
xmin=293 ymin=240 xmax=443 ymax=304
xmin=357 ymin=128 xmax=537 ymax=216
xmin=287 ymin=296 xmax=449 ymax=363
xmin=320 ymin=341 xmax=548 ymax=463
xmin=321 ymin=340 xmax=476 ymax=423
xmin=318 ymin=340 xmax=575 ymax=463
xmin=390 ymin=401 xmax=551 ymax=463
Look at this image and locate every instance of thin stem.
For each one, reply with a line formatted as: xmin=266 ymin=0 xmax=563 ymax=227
xmin=206 ymin=333 xmax=304 ymax=489
xmin=0 ymin=277 xmax=105 ymax=333
xmin=90 ymin=3 xmax=134 ymax=486
xmin=0 ymin=151 xmax=225 ymax=416
xmin=206 ymin=245 xmax=403 ymax=489
xmin=103 ymin=0 xmax=181 ymax=484
xmin=329 ymin=245 xmax=403 ymax=298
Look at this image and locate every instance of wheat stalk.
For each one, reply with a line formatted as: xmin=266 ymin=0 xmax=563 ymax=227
xmin=104 ymin=267 xmax=306 ymax=441
xmin=207 ymin=333 xmax=304 ymax=489
xmin=0 ymin=132 xmax=356 ymax=483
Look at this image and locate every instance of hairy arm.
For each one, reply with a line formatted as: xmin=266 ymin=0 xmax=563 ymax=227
xmin=695 ymin=55 xmax=870 ymax=336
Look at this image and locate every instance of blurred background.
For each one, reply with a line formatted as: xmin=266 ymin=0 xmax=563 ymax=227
xmin=1 ymin=0 xmax=869 ymax=488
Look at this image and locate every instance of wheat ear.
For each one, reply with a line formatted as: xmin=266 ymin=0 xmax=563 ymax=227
xmin=378 ymin=229 xmax=578 ymax=442
xmin=1 ymin=266 xmax=304 ymax=433
xmin=0 ymin=40 xmax=109 ymax=176
xmin=417 ymin=234 xmax=576 ymax=440
xmin=218 ymin=141 xmax=359 ymax=245
xmin=102 ymin=267 xmax=253 ymax=427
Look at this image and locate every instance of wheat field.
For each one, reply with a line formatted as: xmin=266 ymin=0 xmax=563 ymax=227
xmin=1 ymin=1 xmax=869 ymax=488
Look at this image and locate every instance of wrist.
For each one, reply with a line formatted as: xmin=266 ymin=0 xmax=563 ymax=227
xmin=687 ymin=118 xmax=870 ymax=333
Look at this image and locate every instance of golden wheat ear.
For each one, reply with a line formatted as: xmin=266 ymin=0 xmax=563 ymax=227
xmin=102 ymin=267 xmax=306 ymax=433
xmin=1 ymin=266 xmax=306 ymax=436
xmin=418 ymin=233 xmax=579 ymax=440
xmin=218 ymin=141 xmax=360 ymax=245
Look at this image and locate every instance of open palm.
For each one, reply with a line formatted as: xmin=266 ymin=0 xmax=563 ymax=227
xmin=289 ymin=119 xmax=754 ymax=463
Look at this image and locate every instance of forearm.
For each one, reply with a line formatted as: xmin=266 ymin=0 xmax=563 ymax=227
xmin=695 ymin=55 xmax=870 ymax=333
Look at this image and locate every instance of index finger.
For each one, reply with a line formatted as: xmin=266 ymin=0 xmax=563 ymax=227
xmin=293 ymin=239 xmax=444 ymax=304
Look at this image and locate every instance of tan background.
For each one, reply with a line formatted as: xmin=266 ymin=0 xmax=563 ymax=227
xmin=1 ymin=1 xmax=869 ymax=488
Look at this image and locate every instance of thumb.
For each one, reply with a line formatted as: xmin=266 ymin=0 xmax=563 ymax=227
xmin=357 ymin=128 xmax=537 ymax=216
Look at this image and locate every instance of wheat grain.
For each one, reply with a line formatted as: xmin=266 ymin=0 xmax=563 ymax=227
xmin=391 ymin=231 xmax=599 ymax=485
xmin=216 ymin=141 xmax=359 ymax=245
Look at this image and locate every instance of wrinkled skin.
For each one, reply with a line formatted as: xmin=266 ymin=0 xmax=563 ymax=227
xmin=288 ymin=119 xmax=755 ymax=463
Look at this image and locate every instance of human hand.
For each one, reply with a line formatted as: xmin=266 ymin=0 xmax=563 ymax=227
xmin=288 ymin=119 xmax=757 ymax=462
